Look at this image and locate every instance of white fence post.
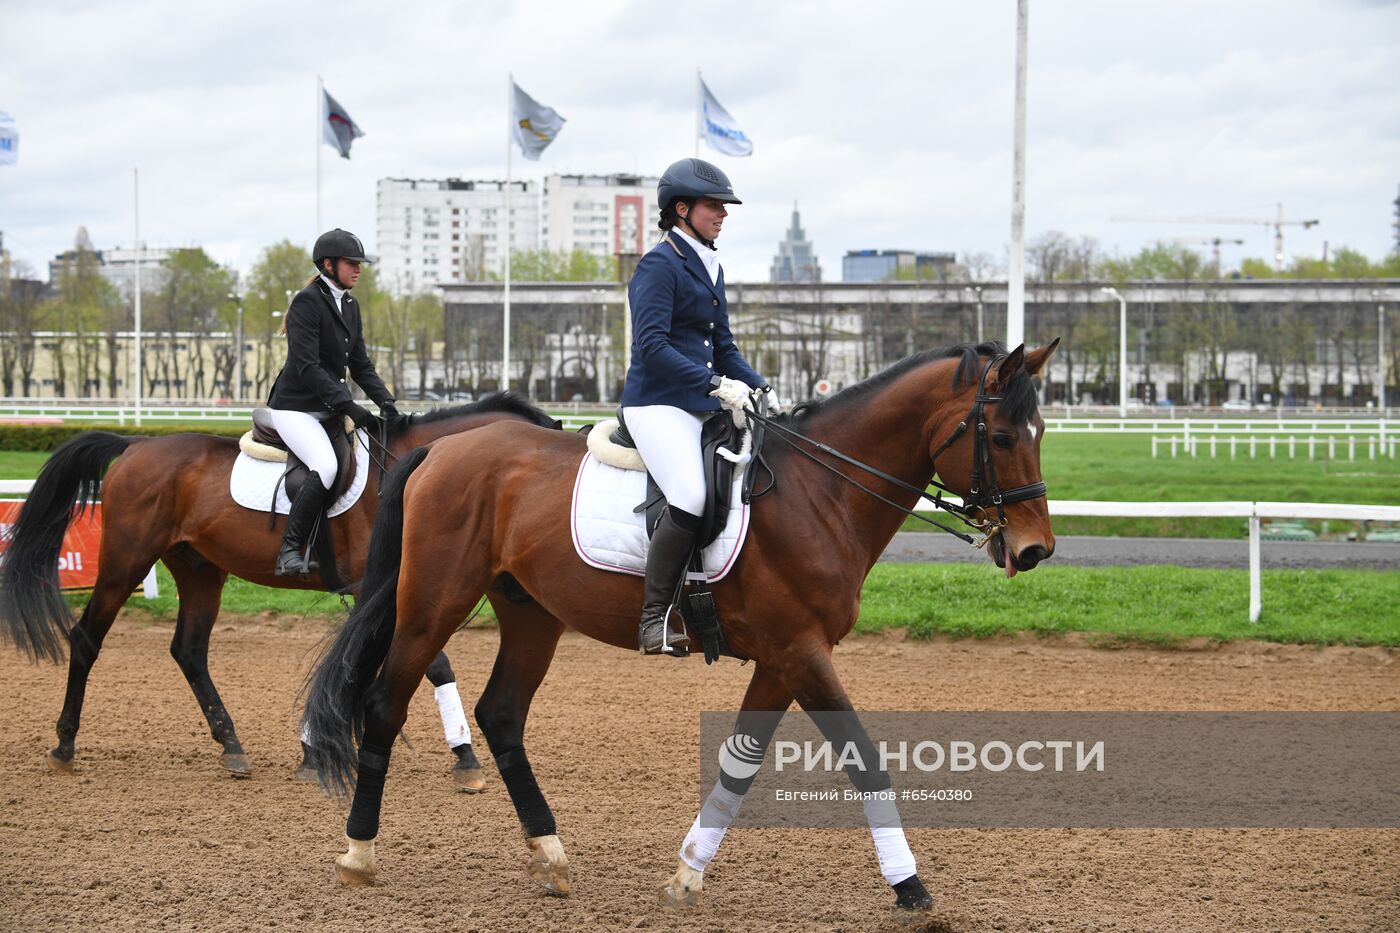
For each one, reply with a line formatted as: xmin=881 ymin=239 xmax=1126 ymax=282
xmin=1248 ymin=508 xmax=1262 ymax=623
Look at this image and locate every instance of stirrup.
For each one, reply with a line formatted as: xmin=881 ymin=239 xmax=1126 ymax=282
xmin=639 ymin=613 xmax=690 ymax=657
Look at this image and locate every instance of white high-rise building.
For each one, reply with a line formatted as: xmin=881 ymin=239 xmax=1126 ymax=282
xmin=541 ymin=173 xmax=661 ymax=259
xmin=375 ymin=178 xmax=539 ymax=293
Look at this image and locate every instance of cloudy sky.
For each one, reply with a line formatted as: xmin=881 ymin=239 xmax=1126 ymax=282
xmin=2 ymin=0 xmax=1397 ymax=284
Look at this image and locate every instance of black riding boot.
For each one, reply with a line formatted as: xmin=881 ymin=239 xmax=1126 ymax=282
xmin=275 ymin=472 xmax=328 ymax=577
xmin=639 ymin=507 xmax=698 ymax=656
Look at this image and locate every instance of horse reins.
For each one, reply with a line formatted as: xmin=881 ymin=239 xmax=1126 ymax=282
xmin=743 ymin=357 xmax=1047 ymax=549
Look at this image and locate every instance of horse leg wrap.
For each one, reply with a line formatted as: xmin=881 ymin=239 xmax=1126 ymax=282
xmin=346 ymin=742 xmax=392 ymax=841
xmin=864 ymin=794 xmax=916 ymax=885
xmin=494 ymin=746 xmax=556 ymax=839
xmin=679 ymin=781 xmax=745 ymax=872
xmin=434 ymin=683 xmax=472 ymax=748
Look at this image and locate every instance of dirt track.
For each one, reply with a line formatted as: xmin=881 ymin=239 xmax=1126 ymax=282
xmin=2 ymin=613 xmax=1397 ymax=932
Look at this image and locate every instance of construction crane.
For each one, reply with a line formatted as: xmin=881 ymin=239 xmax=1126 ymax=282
xmin=1170 ymin=236 xmax=1245 ymax=271
xmin=1111 ymin=203 xmax=1320 ymax=271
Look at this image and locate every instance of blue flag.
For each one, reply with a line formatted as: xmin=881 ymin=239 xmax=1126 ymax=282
xmin=698 ymin=77 xmax=753 ymax=157
xmin=0 ymin=112 xmax=18 ymax=166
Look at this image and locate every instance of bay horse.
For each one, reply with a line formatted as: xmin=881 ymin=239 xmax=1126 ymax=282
xmin=0 ymin=393 xmax=559 ymax=782
xmin=302 ymin=340 xmax=1058 ymax=913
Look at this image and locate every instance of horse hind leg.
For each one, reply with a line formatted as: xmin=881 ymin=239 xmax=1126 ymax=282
xmin=475 ymin=595 xmax=569 ymax=896
xmin=49 ymin=561 xmax=154 ymax=774
xmin=164 ymin=553 xmax=250 ymax=777
xmin=424 ymin=650 xmax=486 ymax=793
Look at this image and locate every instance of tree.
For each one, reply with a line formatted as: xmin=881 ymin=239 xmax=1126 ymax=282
xmin=0 ymin=259 xmax=47 ymax=396
xmin=501 ymin=249 xmax=617 ymax=282
xmin=48 ymin=228 xmax=121 ymax=397
xmin=244 ymin=241 xmax=313 ymax=399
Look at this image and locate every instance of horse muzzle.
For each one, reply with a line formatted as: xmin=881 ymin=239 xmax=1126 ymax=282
xmin=990 ymin=537 xmax=1053 ymax=578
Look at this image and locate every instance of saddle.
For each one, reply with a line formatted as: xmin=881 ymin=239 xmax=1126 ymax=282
xmin=239 ymin=408 xmax=360 ymax=593
xmin=611 ymin=410 xmax=765 ymax=548
xmin=604 ymin=410 xmax=770 ymax=664
xmin=243 ymin=409 xmax=359 ymax=503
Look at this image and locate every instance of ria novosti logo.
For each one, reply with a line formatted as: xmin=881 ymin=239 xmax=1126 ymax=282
xmin=718 ymin=733 xmax=765 ymax=780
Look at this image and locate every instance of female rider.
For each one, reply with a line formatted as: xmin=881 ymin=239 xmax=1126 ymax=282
xmin=619 ymin=159 xmax=775 ymax=655
xmin=265 ymin=228 xmax=398 ymax=576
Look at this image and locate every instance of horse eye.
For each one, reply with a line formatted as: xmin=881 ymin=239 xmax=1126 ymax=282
xmin=992 ymin=433 xmax=1014 ymax=449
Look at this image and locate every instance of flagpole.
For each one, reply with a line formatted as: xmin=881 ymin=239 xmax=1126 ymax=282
xmin=316 ymin=75 xmax=323 ymax=238
xmin=503 ymin=73 xmax=513 ymax=393
xmin=1006 ymin=0 xmax=1028 ymax=349
xmin=695 ymin=69 xmax=701 ymax=158
xmin=133 ymin=167 xmax=142 ymax=427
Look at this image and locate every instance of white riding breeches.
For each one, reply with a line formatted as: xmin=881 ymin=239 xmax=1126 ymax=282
xmin=620 ymin=405 xmax=709 ymax=518
xmin=268 ymin=409 xmax=336 ymax=489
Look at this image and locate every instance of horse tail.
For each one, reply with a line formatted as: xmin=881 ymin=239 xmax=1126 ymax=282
xmin=0 ymin=431 xmax=136 ymax=663
xmin=301 ymin=444 xmax=430 ymax=797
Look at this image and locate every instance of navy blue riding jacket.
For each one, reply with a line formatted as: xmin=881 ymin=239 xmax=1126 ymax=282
xmin=619 ymin=233 xmax=764 ymax=410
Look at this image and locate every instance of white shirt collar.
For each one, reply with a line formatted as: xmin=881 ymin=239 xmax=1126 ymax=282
xmin=670 ymin=227 xmax=721 ymax=286
xmin=319 ymin=274 xmax=347 ymax=312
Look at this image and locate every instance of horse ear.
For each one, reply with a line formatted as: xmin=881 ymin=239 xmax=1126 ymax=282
xmin=1023 ymin=337 xmax=1061 ymax=378
xmin=993 ymin=344 xmax=1026 ymax=389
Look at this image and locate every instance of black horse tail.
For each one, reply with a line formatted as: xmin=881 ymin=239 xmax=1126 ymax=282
xmin=0 ymin=431 xmax=135 ymax=663
xmin=301 ymin=445 xmax=430 ymax=797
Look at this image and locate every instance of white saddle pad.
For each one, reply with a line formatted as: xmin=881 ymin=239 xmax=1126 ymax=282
xmin=570 ymin=450 xmax=752 ymax=582
xmin=229 ymin=429 xmax=370 ymax=517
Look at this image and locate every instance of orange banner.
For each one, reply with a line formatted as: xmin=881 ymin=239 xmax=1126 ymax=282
xmin=0 ymin=500 xmax=103 ymax=590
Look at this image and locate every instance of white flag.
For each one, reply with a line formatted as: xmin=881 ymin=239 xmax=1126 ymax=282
xmin=0 ymin=112 xmax=18 ymax=166
xmin=512 ymin=82 xmax=565 ymax=161
xmin=698 ymin=77 xmax=753 ymax=157
xmin=322 ymin=88 xmax=365 ymax=159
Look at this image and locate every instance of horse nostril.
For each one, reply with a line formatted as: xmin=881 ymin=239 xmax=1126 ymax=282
xmin=1017 ymin=544 xmax=1049 ymax=570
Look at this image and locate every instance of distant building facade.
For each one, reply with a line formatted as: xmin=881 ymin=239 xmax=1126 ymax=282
xmin=541 ymin=173 xmax=660 ymax=259
xmin=769 ymin=203 xmax=821 ymax=283
xmin=48 ymin=245 xmax=181 ymax=301
xmin=375 ymin=178 xmax=539 ymax=293
xmin=842 ymin=249 xmax=956 ymax=283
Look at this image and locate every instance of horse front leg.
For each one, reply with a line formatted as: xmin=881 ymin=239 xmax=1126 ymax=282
xmin=780 ymin=643 xmax=934 ymax=912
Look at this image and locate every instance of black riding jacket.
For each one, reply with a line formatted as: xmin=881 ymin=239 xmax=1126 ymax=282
xmin=266 ymin=277 xmax=393 ymax=413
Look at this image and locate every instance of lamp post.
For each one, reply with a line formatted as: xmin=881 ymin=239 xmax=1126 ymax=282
xmin=1373 ymin=290 xmax=1387 ymax=412
xmin=1101 ymin=286 xmax=1128 ymax=416
xmin=964 ymin=285 xmax=984 ymax=345
xmin=228 ymin=290 xmax=244 ymax=402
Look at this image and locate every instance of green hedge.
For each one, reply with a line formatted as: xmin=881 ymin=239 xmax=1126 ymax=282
xmin=0 ymin=422 xmax=247 ymax=452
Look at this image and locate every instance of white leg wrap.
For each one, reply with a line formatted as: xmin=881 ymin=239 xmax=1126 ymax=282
xmin=434 ymin=683 xmax=472 ymax=748
xmin=864 ymin=795 xmax=917 ymax=885
xmin=679 ymin=782 xmax=745 ymax=873
xmin=300 ymin=721 xmax=312 ymax=745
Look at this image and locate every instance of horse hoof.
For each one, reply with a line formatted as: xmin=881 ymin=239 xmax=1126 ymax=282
xmin=452 ymin=767 xmax=486 ymax=793
xmin=526 ymin=834 xmax=572 ymax=897
xmin=335 ymin=838 xmax=378 ymax=886
xmin=893 ymin=874 xmax=934 ymax=911
xmin=659 ymin=861 xmax=704 ymax=908
xmin=220 ymin=752 xmax=253 ymax=778
xmin=293 ymin=765 xmax=319 ymax=782
xmin=46 ymin=750 xmax=75 ymax=774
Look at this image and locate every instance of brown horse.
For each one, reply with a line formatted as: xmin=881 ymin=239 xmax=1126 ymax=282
xmin=303 ymin=340 xmax=1059 ymax=913
xmin=0 ymin=393 xmax=559 ymax=781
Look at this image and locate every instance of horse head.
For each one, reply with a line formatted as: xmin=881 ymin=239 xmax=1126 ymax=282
xmin=930 ymin=339 xmax=1059 ymax=578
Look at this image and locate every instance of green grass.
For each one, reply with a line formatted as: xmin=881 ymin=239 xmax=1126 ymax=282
xmin=856 ymin=563 xmax=1400 ymax=647
xmin=72 ymin=562 xmax=1399 ymax=648
xmin=0 ymin=451 xmax=51 ymax=478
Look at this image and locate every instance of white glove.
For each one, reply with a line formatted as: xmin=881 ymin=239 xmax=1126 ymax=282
xmin=709 ymin=376 xmax=754 ymax=427
xmin=757 ymin=386 xmax=782 ymax=415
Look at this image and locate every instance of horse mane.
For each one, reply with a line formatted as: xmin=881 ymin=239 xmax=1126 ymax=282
xmin=783 ymin=341 xmax=1040 ymax=426
xmin=397 ymin=391 xmax=559 ymax=432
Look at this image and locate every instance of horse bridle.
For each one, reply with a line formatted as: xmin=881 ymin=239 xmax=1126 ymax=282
xmin=745 ymin=355 xmax=1047 ymax=548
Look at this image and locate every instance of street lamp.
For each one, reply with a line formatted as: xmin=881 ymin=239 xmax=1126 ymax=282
xmin=228 ymin=290 xmax=244 ymax=402
xmin=1373 ymin=290 xmax=1387 ymax=412
xmin=1101 ymin=286 xmax=1129 ymax=416
xmin=963 ymin=285 xmax=984 ymax=345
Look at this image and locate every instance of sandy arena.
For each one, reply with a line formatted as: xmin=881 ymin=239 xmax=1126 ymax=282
xmin=1 ymin=612 xmax=1396 ymax=932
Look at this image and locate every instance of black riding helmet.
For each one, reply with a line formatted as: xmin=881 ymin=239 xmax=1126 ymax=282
xmin=312 ymin=228 xmax=371 ymax=288
xmin=657 ymin=158 xmax=742 ymax=211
